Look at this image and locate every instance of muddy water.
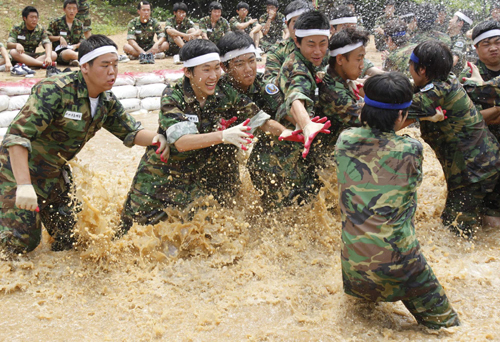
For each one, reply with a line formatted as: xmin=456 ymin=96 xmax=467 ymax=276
xmin=0 ymin=112 xmax=499 ymax=341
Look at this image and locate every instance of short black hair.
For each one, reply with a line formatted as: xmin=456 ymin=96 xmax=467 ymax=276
xmin=343 ymin=0 xmax=355 ymax=6
xmin=266 ymin=0 xmax=279 ymax=7
xmin=361 ymin=72 xmax=413 ymax=132
xmin=416 ymin=4 xmax=437 ymax=31
xmin=217 ymin=30 xmax=254 ymax=67
xmin=385 ymin=0 xmax=396 ymax=7
xmin=237 ymin=2 xmax=249 ymax=10
xmin=294 ymin=11 xmax=330 ymax=44
xmin=22 ymin=6 xmax=38 ymax=19
xmin=455 ymin=9 xmax=474 ymax=33
xmin=472 ymin=20 xmax=500 ymax=45
xmin=384 ymin=19 xmax=408 ymax=47
xmin=328 ymin=27 xmax=369 ymax=67
xmin=398 ymin=2 xmax=417 ymax=25
xmin=78 ymin=35 xmax=118 ymax=66
xmin=284 ymin=0 xmax=313 ymax=21
xmin=329 ymin=5 xmax=355 ymax=29
xmin=180 ymin=39 xmax=220 ymax=73
xmin=410 ymin=40 xmax=452 ymax=81
xmin=137 ymin=1 xmax=151 ymax=10
xmin=209 ymin=1 xmax=222 ymax=12
xmin=63 ymin=0 xmax=78 ymax=9
xmin=173 ymin=2 xmax=188 ymax=12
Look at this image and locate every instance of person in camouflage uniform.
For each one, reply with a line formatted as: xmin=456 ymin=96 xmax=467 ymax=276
xmin=382 ymin=19 xmax=417 ymax=79
xmin=47 ymin=0 xmax=84 ymax=66
xmin=199 ymin=2 xmax=230 ymax=45
xmin=0 ymin=35 xmax=168 ymax=256
xmin=486 ymin=0 xmax=500 ymax=23
xmin=448 ymin=10 xmax=474 ymax=75
xmin=123 ymin=1 xmax=168 ymax=60
xmin=0 ymin=43 xmax=13 ymax=72
xmin=408 ymin=40 xmax=500 ymax=237
xmin=263 ymin=0 xmax=314 ymax=85
xmin=335 ymin=72 xmax=460 ymax=330
xmin=7 ymin=6 xmax=57 ymax=68
xmin=259 ymin=0 xmax=286 ymax=53
xmin=120 ymin=39 xmax=273 ymax=231
xmin=409 ymin=4 xmax=451 ymax=46
xmin=76 ymin=0 xmax=91 ymax=39
xmin=435 ymin=4 xmax=450 ymax=33
xmin=164 ymin=2 xmax=202 ymax=56
xmin=373 ymin=0 xmax=396 ymax=51
xmin=229 ymin=2 xmax=262 ymax=52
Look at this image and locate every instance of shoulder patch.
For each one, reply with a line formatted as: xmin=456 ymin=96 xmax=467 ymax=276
xmin=421 ymin=83 xmax=434 ymax=92
xmin=454 ymin=41 xmax=464 ymax=48
xmin=265 ymin=83 xmax=279 ymax=95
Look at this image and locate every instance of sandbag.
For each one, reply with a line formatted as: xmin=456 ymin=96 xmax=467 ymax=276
xmin=0 ymin=110 xmax=20 ymax=127
xmin=155 ymin=69 xmax=184 ymax=83
xmin=135 ymin=73 xmax=165 ymax=86
xmin=140 ymin=97 xmax=161 ymax=111
xmin=0 ymin=95 xmax=10 ymax=112
xmin=137 ymin=83 xmax=166 ymax=99
xmin=120 ymin=98 xmax=142 ymax=113
xmin=114 ymin=74 xmax=135 ymax=86
xmin=0 ymin=127 xmax=7 ymax=136
xmin=129 ymin=109 xmax=149 ymax=116
xmin=111 ymin=85 xmax=138 ymax=100
xmin=7 ymin=95 xmax=29 ymax=111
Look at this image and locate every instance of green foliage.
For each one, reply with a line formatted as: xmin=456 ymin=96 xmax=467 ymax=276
xmin=92 ymin=23 xmax=127 ymax=36
xmin=152 ymin=7 xmax=172 ymax=21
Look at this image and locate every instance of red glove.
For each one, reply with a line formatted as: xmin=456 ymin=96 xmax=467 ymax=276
xmin=302 ymin=117 xmax=331 ymax=158
xmin=218 ymin=116 xmax=238 ymax=131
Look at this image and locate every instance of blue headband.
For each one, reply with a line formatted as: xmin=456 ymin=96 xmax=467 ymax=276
xmin=364 ymin=96 xmax=412 ymax=110
xmin=410 ymin=52 xmax=419 ymax=64
xmin=388 ymin=30 xmax=406 ymax=37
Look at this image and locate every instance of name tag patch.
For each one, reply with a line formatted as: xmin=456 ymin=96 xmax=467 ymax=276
xmin=207 ymin=28 xmax=213 ymax=32
xmin=184 ymin=114 xmax=199 ymax=123
xmin=135 ymin=30 xmax=142 ymax=34
xmin=64 ymin=111 xmax=83 ymax=120
xmin=18 ymin=35 xmax=26 ymax=40
xmin=60 ymin=32 xmax=67 ymax=36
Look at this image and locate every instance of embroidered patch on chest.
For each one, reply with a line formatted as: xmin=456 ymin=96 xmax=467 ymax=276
xmin=265 ymin=84 xmax=279 ymax=95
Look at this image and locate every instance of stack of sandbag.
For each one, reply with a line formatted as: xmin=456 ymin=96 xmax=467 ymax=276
xmin=0 ymin=79 xmax=38 ymax=130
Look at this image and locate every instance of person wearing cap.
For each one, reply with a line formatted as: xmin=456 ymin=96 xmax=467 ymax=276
xmin=0 ymin=35 xmax=169 ymax=256
xmin=448 ymin=9 xmax=474 ymax=75
xmin=199 ymin=1 xmax=230 ymax=45
xmin=410 ymin=4 xmax=451 ymax=46
xmin=263 ymin=0 xmax=314 ymax=84
xmin=75 ymin=0 xmax=92 ymax=39
xmin=120 ymin=39 xmax=272 ymax=233
xmin=335 ymin=72 xmax=460 ymax=330
xmin=7 ymin=6 xmax=57 ymax=69
xmin=259 ymin=0 xmax=286 ymax=53
xmin=407 ymin=40 xmax=500 ymax=238
xmin=164 ymin=2 xmax=202 ymax=58
xmin=229 ymin=2 xmax=262 ymax=59
xmin=47 ymin=0 xmax=85 ymax=67
xmin=373 ymin=0 xmax=396 ymax=51
xmin=382 ymin=19 xmax=417 ymax=79
xmin=123 ymin=1 xmax=168 ymax=64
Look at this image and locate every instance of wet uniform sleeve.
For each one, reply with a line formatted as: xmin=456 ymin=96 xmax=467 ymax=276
xmin=160 ymin=85 xmax=199 ymax=144
xmin=103 ymin=93 xmax=143 ymax=147
xmin=263 ymin=46 xmax=281 ymax=84
xmin=7 ymin=26 xmax=19 ymax=44
xmin=319 ymin=81 xmax=361 ymax=127
xmin=224 ymin=84 xmax=270 ymax=133
xmin=2 ymin=83 xmax=60 ymax=152
xmin=282 ymin=63 xmax=316 ymax=115
xmin=408 ymin=85 xmax=443 ymax=119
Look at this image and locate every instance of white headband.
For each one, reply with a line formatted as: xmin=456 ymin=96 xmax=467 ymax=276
xmin=330 ymin=17 xmax=357 ymax=26
xmin=79 ymin=46 xmax=117 ymax=65
xmin=400 ymin=12 xmax=415 ymax=19
xmin=183 ymin=52 xmax=220 ymax=68
xmin=329 ymin=42 xmax=363 ymax=57
xmin=295 ymin=29 xmax=331 ymax=38
xmin=286 ymin=9 xmax=308 ymax=21
xmin=220 ymin=45 xmax=256 ymax=62
xmin=455 ymin=11 xmax=473 ymax=25
xmin=473 ymin=29 xmax=500 ymax=45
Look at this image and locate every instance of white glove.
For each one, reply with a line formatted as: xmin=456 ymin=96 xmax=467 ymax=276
xmin=462 ymin=61 xmax=484 ymax=86
xmin=15 ymin=184 xmax=38 ymax=211
xmin=222 ymin=121 xmax=253 ymax=150
xmin=152 ymin=134 xmax=170 ymax=162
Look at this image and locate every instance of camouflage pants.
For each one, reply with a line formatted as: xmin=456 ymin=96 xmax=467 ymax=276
xmin=0 ymin=168 xmax=81 ymax=255
xmin=247 ymin=134 xmax=322 ymax=210
xmin=259 ymin=37 xmax=280 ymax=53
xmin=342 ymin=249 xmax=460 ymax=329
xmin=442 ymin=173 xmax=500 ymax=237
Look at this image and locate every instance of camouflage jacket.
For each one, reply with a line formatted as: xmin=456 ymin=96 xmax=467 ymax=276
xmin=318 ymin=68 xmax=362 ymax=146
xmin=0 ymin=71 xmax=143 ymax=208
xmin=229 ymin=15 xmax=258 ymax=34
xmin=335 ymin=126 xmax=425 ymax=302
xmin=263 ymin=38 xmax=295 ymax=85
xmin=278 ymin=48 xmax=320 ymax=121
xmin=7 ymin=22 xmax=51 ymax=54
xmin=164 ymin=16 xmax=195 ymax=43
xmin=459 ymin=59 xmax=500 ymax=83
xmin=383 ymin=43 xmax=417 ymax=79
xmin=126 ymin=17 xmax=165 ymax=49
xmin=410 ymin=30 xmax=451 ymax=45
xmin=77 ymin=0 xmax=89 ymax=12
xmin=408 ymin=75 xmax=500 ymax=190
xmin=450 ymin=33 xmax=469 ymax=75
xmin=47 ymin=15 xmax=84 ymax=51
xmin=259 ymin=12 xmax=286 ymax=44
xmin=199 ymin=16 xmax=230 ymax=45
